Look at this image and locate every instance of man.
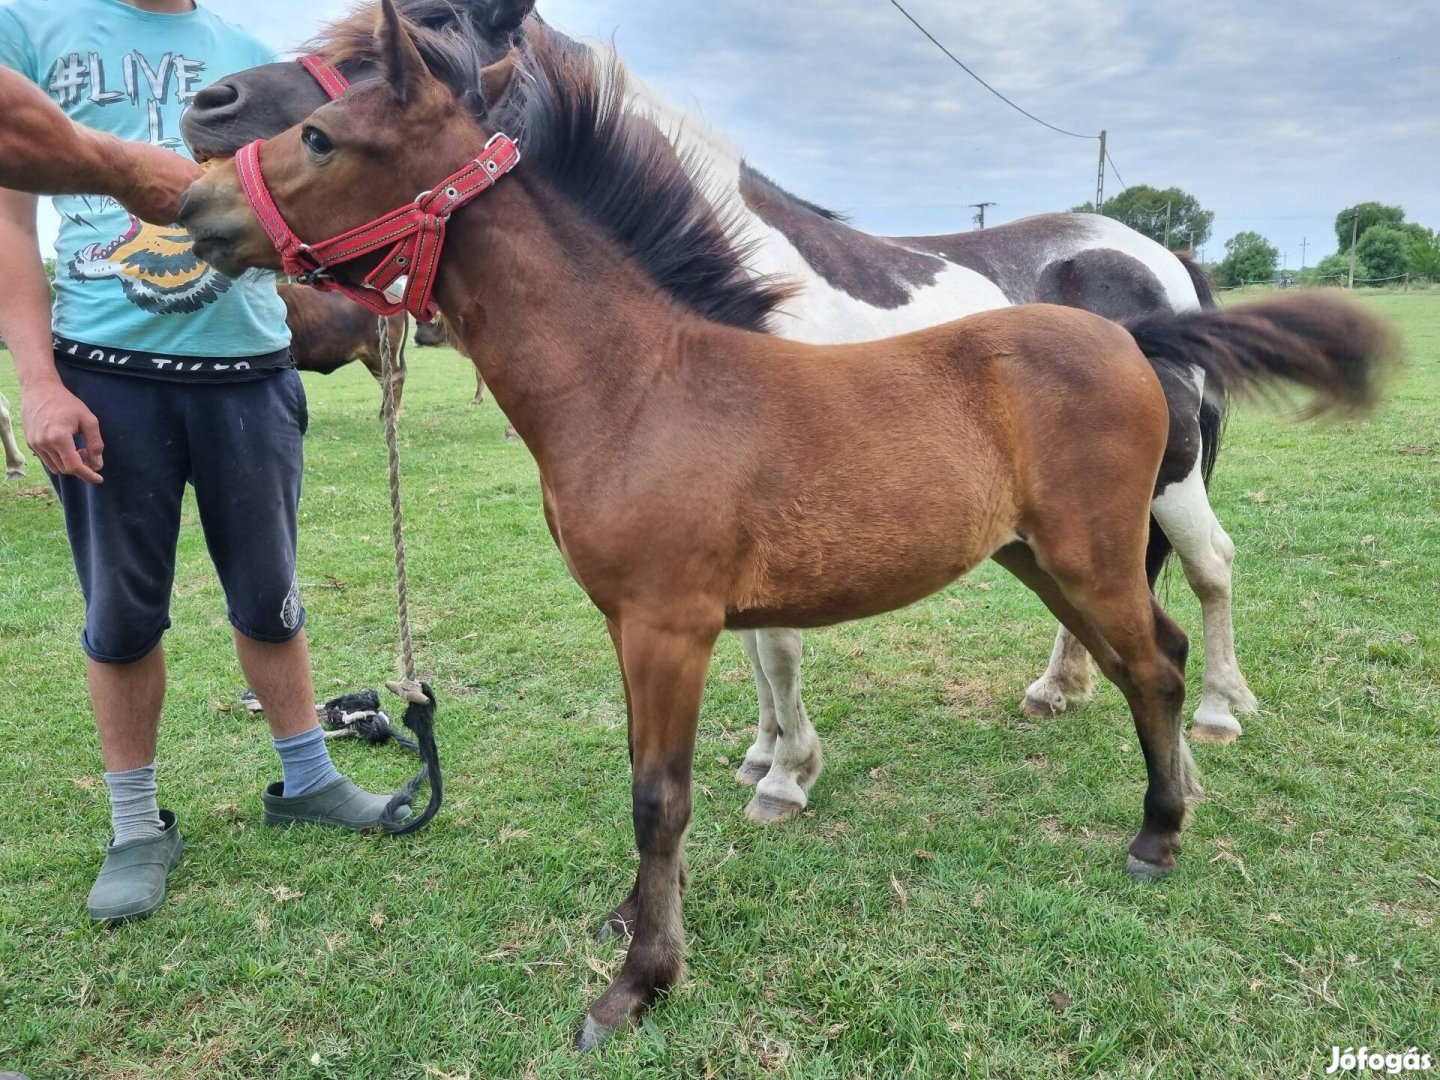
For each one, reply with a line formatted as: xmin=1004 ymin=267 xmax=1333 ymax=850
xmin=0 ymin=0 xmax=405 ymax=925
xmin=0 ymin=65 xmax=198 ymax=225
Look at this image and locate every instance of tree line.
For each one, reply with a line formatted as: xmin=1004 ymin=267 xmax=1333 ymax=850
xmin=1072 ymin=187 xmax=1438 ymax=288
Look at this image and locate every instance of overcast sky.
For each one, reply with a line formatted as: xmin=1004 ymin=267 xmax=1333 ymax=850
xmin=45 ymin=0 xmax=1440 ymax=269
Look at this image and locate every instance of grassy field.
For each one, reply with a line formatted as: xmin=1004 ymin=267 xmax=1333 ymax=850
xmin=0 ymin=291 xmax=1436 ymax=1079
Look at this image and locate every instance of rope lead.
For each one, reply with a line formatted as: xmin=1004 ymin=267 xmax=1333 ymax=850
xmin=376 ymin=313 xmax=442 ymax=835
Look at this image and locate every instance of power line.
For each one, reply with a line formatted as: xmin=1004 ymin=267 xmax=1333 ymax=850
xmin=888 ymin=0 xmax=1098 ymax=141
xmin=1104 ymin=149 xmax=1129 ymax=192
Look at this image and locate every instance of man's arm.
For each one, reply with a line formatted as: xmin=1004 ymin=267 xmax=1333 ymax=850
xmin=0 ymin=67 xmax=200 ymax=224
xmin=0 ymin=188 xmax=104 ymax=482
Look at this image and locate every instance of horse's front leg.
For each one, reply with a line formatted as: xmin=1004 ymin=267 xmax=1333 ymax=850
xmin=1023 ymin=625 xmax=1095 ymax=717
xmin=735 ymin=630 xmax=779 ymax=785
xmin=744 ymin=628 xmax=822 ymax=823
xmin=578 ymin=611 xmax=721 ymax=1050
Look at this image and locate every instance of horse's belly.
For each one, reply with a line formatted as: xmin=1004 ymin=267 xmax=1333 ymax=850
xmin=726 ymin=511 xmax=1015 ymax=630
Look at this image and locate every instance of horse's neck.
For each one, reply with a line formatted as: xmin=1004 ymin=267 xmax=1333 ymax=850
xmin=435 ymin=179 xmax=691 ymax=469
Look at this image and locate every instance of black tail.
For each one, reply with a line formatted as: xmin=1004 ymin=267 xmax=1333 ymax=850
xmin=1128 ymin=293 xmax=1397 ymax=421
xmin=1173 ymin=251 xmax=1225 ymax=485
xmin=1174 ymin=250 xmax=1218 ymax=311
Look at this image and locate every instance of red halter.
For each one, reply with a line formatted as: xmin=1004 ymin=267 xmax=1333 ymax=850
xmin=232 ymin=54 xmax=521 ymax=320
xmin=299 ymin=53 xmax=351 ymax=100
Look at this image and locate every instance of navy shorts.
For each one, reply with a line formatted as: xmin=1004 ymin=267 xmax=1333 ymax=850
xmin=50 ymin=362 xmax=309 ymax=663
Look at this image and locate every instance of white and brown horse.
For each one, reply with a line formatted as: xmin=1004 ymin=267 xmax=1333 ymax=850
xmin=179 ymin=1 xmax=1259 ymax=816
xmin=177 ymin=6 xmax=1392 ymax=1043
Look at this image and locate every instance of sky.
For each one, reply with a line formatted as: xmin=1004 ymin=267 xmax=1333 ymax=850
xmin=40 ymin=0 xmax=1440 ymax=269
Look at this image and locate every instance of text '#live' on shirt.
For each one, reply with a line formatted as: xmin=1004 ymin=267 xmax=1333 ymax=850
xmin=0 ymin=0 xmax=293 ymax=380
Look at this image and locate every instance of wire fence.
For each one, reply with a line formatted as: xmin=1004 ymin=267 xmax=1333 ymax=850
xmin=1214 ymin=273 xmax=1422 ymax=292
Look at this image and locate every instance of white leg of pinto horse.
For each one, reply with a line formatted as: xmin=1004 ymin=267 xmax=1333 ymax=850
xmin=737 ymin=628 xmax=821 ymax=823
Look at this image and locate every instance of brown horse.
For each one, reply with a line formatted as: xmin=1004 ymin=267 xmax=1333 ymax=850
xmin=177 ymin=2 xmax=1392 ymax=1046
xmin=280 ymin=283 xmax=408 ymax=408
xmin=413 ymin=312 xmax=486 ymax=404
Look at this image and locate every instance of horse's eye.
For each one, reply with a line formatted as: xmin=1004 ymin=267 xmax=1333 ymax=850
xmin=302 ymin=126 xmax=335 ymax=159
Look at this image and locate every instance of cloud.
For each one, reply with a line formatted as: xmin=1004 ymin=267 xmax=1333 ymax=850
xmin=39 ymin=0 xmax=1437 ymax=269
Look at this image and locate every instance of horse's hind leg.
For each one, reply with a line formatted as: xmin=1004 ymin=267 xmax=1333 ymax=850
xmin=1150 ymin=462 xmax=1256 ymax=744
xmin=993 ymin=541 xmax=1199 ymax=877
xmin=743 ymin=628 xmax=822 ymax=824
xmin=0 ymin=392 xmax=25 ymax=479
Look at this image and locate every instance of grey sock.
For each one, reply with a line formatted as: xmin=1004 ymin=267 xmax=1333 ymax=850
xmin=103 ymin=763 xmax=164 ymax=845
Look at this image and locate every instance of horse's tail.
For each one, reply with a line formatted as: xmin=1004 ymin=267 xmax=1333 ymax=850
xmin=1171 ymin=250 xmax=1225 ymax=486
xmin=1175 ymin=250 xmax=1218 ymax=311
xmin=1127 ymin=293 xmax=1397 ymax=422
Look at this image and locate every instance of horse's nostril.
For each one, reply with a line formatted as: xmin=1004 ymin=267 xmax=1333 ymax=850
xmin=192 ymin=81 xmax=240 ymax=112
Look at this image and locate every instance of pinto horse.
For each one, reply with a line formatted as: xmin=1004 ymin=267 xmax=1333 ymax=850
xmin=177 ymin=4 xmax=1392 ymax=1044
xmin=180 ymin=0 xmax=1258 ymax=828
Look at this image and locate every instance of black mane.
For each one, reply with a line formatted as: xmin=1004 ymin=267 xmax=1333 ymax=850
xmin=316 ymin=4 xmax=795 ymax=332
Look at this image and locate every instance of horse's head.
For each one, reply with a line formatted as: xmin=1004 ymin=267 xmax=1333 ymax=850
xmin=178 ymin=0 xmax=515 ymax=285
xmin=180 ymin=0 xmax=535 ymax=161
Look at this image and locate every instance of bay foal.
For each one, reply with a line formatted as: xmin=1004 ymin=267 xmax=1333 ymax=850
xmin=178 ymin=4 xmax=1392 ymax=1045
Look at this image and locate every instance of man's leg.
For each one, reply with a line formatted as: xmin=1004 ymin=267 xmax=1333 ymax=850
xmin=186 ymin=371 xmax=401 ymax=826
xmin=50 ymin=365 xmax=188 ymax=921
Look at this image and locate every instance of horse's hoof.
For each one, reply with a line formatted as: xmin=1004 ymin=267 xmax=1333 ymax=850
xmin=1191 ymin=715 xmax=1242 ymax=744
xmin=734 ymin=760 xmax=770 ymax=787
xmin=1126 ymin=854 xmax=1174 ymax=881
xmin=574 ymin=1015 xmax=618 ymax=1053
xmin=594 ymin=916 xmax=630 ymax=944
xmin=1022 ymin=692 xmax=1064 ymax=719
xmin=4 ymin=468 xmax=22 ymax=480
xmin=745 ymin=791 xmax=804 ymax=824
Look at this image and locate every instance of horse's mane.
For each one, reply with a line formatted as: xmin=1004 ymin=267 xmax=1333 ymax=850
xmin=309 ymin=1 xmax=517 ymax=71
xmin=311 ymin=5 xmax=795 ymax=333
xmin=499 ymin=33 xmax=797 ymax=332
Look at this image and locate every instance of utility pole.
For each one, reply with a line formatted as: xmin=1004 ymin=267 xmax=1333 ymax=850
xmin=1299 ymin=236 xmax=1308 ymax=271
xmin=1348 ymin=211 xmax=1360 ymax=289
xmin=1163 ymin=200 xmax=1172 ymax=249
xmin=970 ymin=201 xmax=995 ymax=229
xmin=1094 ymin=129 xmax=1106 ymax=211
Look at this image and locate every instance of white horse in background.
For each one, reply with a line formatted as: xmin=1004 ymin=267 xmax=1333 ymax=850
xmin=1 ymin=392 xmax=25 ymax=479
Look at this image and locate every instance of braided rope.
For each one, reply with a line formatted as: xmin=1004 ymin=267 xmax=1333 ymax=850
xmin=377 ymin=314 xmax=428 ymax=706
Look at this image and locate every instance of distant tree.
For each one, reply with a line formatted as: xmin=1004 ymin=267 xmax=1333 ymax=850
xmin=1354 ymin=226 xmax=1409 ymax=281
xmin=1301 ymin=251 xmax=1357 ymax=286
xmin=1402 ymin=226 xmax=1440 ymax=282
xmin=1214 ymin=231 xmax=1278 ymax=286
xmin=1070 ymin=185 xmax=1213 ymax=249
xmin=1333 ymin=202 xmax=1405 ymax=253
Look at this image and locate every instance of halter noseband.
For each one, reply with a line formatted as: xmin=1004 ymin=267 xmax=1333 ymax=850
xmin=232 ymin=54 xmax=521 ymax=321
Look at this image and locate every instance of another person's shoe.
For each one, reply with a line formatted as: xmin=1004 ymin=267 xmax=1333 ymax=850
xmin=87 ymin=809 xmax=184 ymax=924
xmin=262 ymin=776 xmax=410 ymax=831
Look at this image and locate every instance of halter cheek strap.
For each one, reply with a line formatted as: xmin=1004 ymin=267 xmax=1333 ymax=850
xmin=235 ymin=133 xmax=521 ymax=321
xmin=299 ymin=53 xmax=351 ymax=100
xmin=234 ymin=53 xmax=521 ymax=321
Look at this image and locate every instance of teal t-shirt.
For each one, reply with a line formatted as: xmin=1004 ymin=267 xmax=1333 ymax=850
xmin=0 ymin=0 xmax=291 ymax=362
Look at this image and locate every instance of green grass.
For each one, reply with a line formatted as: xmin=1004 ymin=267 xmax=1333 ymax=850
xmin=1 ymin=292 xmax=1437 ymax=1079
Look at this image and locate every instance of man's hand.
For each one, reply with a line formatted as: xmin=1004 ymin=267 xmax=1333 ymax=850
xmin=21 ymin=380 xmax=104 ymax=483
xmin=113 ymin=143 xmax=203 ymax=225
xmin=0 ymin=68 xmax=200 ymax=224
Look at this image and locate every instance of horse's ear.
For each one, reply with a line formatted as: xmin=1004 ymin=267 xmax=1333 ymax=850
xmin=486 ymin=0 xmax=536 ymax=37
xmin=377 ymin=0 xmax=429 ymax=105
xmin=478 ymin=51 xmax=520 ymax=112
